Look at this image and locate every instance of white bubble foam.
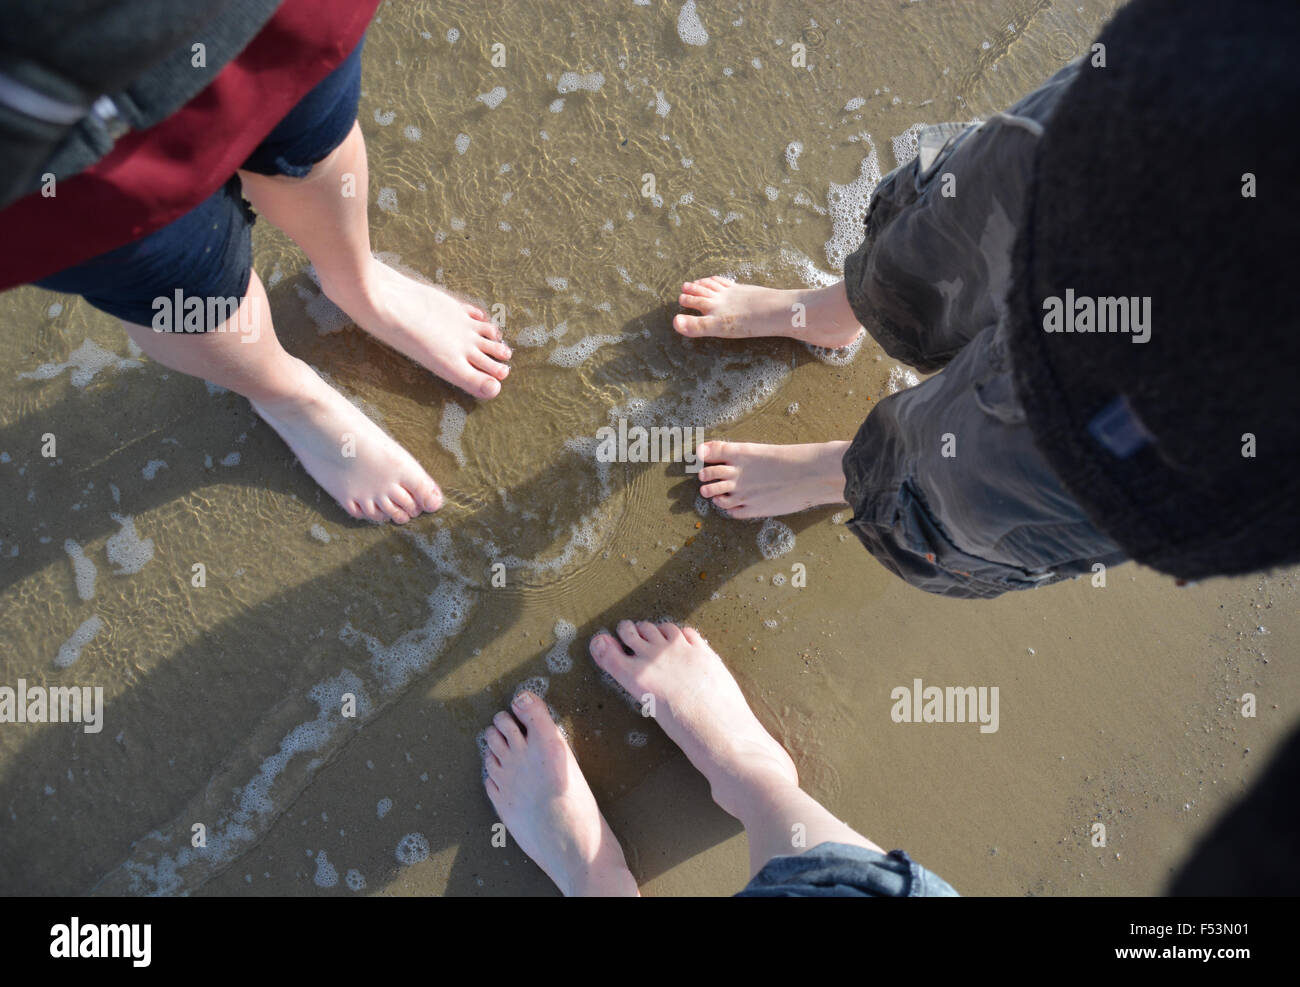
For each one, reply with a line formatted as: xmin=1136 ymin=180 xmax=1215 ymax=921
xmin=64 ymin=539 xmax=96 ymax=600
xmin=887 ymin=365 xmax=920 ymax=393
xmin=19 ymin=339 xmax=143 ymax=389
xmin=141 ymin=459 xmax=167 ymax=480
xmin=377 ymin=797 xmax=393 ymax=819
xmin=515 ymin=321 xmax=568 ymax=347
xmin=309 ymin=524 xmax=331 ymax=544
xmin=784 ymin=140 xmax=803 ymax=170
xmin=376 ymin=188 xmax=399 ymax=213
xmin=516 ymin=675 xmax=549 ymax=700
xmin=890 ymin=123 xmax=927 ymax=167
xmin=345 ymin=869 xmax=366 ymax=891
xmin=55 ymin=615 xmax=103 ymax=668
xmin=548 ymin=334 xmax=622 ymax=367
xmin=106 ymin=514 xmax=153 ymax=574
xmin=110 ymin=669 xmax=371 ymax=895
xmin=677 ymin=0 xmax=709 ymax=45
xmin=626 ymin=731 xmax=648 ymax=747
xmin=395 ymin=832 xmax=429 ymax=866
xmin=545 ymin=619 xmax=577 ymax=673
xmin=455 ymin=133 xmax=471 ymax=154
xmin=612 ymin=351 xmax=790 ymax=433
xmin=549 ymin=98 xmax=565 ymax=113
xmin=655 ymin=91 xmax=671 ymax=116
xmin=220 ymin=451 xmax=240 ymax=467
xmin=844 ymin=96 xmax=866 ymax=112
xmin=341 ymin=533 xmax=474 ymax=690
xmin=758 ymin=518 xmax=795 ymax=558
xmin=806 ymin=328 xmax=866 ymax=366
xmin=373 ymin=109 xmax=396 ymax=126
xmin=313 ymin=850 xmax=338 ymax=888
xmin=293 ymin=282 xmax=352 ymax=335
xmin=824 ymin=143 xmax=881 ymax=270
xmin=557 ymin=71 xmax=605 ymax=94
xmin=446 ymin=28 xmax=460 ymax=43
xmin=477 ymin=86 xmax=507 ymax=109
xmin=403 ymin=124 xmax=422 ymax=141
xmin=438 ymin=401 xmax=467 ymax=467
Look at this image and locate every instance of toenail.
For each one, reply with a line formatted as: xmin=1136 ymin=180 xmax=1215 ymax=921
xmin=513 ymin=691 xmax=533 ymax=707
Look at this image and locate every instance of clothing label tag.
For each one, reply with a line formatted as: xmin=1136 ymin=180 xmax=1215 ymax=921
xmin=1087 ymin=395 xmax=1155 ymax=459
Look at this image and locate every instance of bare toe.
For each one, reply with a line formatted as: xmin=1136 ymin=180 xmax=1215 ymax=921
xmin=636 ymin=620 xmax=664 ymax=643
xmin=388 ymin=486 xmax=420 ymax=518
xmin=697 ymin=464 xmax=736 ymax=483
xmin=616 ymin=619 xmax=649 ymax=653
xmin=589 ymin=632 xmax=636 ymax=684
xmin=484 ymin=724 xmax=510 ymax=759
xmin=657 ymin=622 xmax=683 ymax=641
xmin=408 ymin=479 xmax=442 ymax=513
xmin=474 ymin=372 xmax=502 ymax=399
xmin=493 ymin=709 xmax=525 ymax=746
xmin=674 ymin=313 xmax=713 ymax=336
xmin=477 ymin=337 xmax=513 ymax=362
xmin=378 ymin=495 xmax=411 ymax=524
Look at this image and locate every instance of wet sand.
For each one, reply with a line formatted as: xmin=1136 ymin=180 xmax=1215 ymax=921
xmin=1 ymin=0 xmax=1296 ymax=897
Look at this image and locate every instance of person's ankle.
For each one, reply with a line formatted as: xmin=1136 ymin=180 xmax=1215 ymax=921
xmin=245 ymin=356 xmax=321 ymax=413
xmin=710 ymin=760 xmax=802 ymax=822
xmin=789 ymin=284 xmax=859 ymax=347
xmin=317 ymin=256 xmax=384 ymax=316
xmin=819 ymin=440 xmax=852 ymax=504
xmin=561 ymin=845 xmax=638 ymax=897
xmin=568 ymin=865 xmax=638 ymax=898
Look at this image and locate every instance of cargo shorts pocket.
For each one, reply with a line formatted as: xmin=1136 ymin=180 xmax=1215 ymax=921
xmin=893 ymin=479 xmax=1057 ymax=593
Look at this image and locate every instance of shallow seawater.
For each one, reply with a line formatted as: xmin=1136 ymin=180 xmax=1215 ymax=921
xmin=2 ymin=0 xmax=1297 ymax=897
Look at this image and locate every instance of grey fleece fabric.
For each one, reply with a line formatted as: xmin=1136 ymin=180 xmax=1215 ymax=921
xmin=0 ymin=0 xmax=282 ymax=207
xmin=1004 ymin=0 xmax=1300 ymax=582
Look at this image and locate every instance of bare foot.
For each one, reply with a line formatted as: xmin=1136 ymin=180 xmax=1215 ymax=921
xmin=590 ymin=621 xmax=798 ymax=818
xmin=696 ymin=439 xmax=850 ymax=519
xmin=251 ymin=357 xmax=442 ymax=523
xmin=323 ymin=258 xmax=512 ymax=400
xmin=674 ymin=277 xmax=863 ymax=349
xmin=482 ymin=692 xmax=639 ymax=897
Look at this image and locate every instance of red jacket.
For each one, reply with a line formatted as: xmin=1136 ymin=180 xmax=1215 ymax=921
xmin=0 ymin=0 xmax=379 ymax=291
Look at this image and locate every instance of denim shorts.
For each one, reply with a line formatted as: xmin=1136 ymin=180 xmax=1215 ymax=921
xmin=34 ymin=35 xmax=365 ymax=327
xmin=736 ymin=843 xmax=959 ymax=897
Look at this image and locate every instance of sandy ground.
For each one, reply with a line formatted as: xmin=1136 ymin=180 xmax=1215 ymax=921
xmin=1 ymin=0 xmax=1295 ymax=897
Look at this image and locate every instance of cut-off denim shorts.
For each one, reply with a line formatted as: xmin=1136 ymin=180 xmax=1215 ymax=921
xmin=736 ymin=843 xmax=959 ymax=897
xmin=34 ymin=35 xmax=366 ymax=327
